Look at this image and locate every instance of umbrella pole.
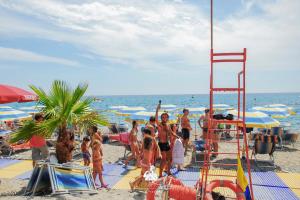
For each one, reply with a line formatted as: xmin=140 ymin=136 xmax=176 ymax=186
xmin=194 ymin=120 xmax=197 ymax=140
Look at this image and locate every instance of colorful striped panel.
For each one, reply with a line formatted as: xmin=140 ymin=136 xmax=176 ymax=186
xmin=0 ymin=160 xmax=32 ymax=178
xmin=277 ymin=173 xmax=300 ymax=198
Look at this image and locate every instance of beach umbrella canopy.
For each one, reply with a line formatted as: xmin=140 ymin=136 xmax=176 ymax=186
xmin=0 ymin=129 xmax=12 ymax=136
xmin=213 ymin=104 xmax=234 ymax=112
xmin=160 ymin=104 xmax=177 ymax=112
xmin=265 ymin=104 xmax=296 ymax=115
xmin=0 ymin=106 xmax=31 ymax=121
xmin=177 ymin=107 xmax=206 ymax=118
xmin=226 ymin=109 xmax=280 ymax=128
xmin=109 ymin=106 xmax=128 ymax=110
xmin=19 ymin=106 xmax=42 ymax=114
xmin=116 ymin=106 xmax=146 ymax=116
xmin=252 ymin=106 xmax=290 ymax=118
xmin=0 ymin=84 xmax=38 ymax=104
xmin=131 ymin=111 xmax=176 ymax=123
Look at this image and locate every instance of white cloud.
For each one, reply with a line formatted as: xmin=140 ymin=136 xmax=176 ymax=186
xmin=0 ymin=0 xmax=299 ymax=71
xmin=0 ymin=47 xmax=78 ymax=66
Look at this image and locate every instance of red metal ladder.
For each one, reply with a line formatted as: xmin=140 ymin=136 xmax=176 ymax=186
xmin=198 ymin=0 xmax=254 ymax=199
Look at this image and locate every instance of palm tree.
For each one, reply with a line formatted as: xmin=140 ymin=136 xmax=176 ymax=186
xmin=11 ymin=80 xmax=108 ymax=163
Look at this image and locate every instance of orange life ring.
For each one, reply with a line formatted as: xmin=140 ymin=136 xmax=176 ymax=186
xmin=204 ymin=180 xmax=245 ymax=200
xmin=168 ymin=185 xmax=197 ymax=200
xmin=146 ymin=176 xmax=184 ymax=200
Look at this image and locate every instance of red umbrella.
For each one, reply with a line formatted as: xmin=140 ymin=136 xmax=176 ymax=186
xmin=0 ymin=84 xmax=38 ymax=104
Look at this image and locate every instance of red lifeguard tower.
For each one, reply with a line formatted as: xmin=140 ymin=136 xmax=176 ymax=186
xmin=199 ymin=0 xmax=255 ymax=199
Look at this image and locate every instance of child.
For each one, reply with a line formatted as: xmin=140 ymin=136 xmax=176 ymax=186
xmin=81 ymin=136 xmax=91 ymax=166
xmin=129 ymin=137 xmax=153 ymax=191
xmin=92 ymin=139 xmax=108 ymax=188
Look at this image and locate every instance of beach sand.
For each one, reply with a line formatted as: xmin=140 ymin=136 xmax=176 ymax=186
xmin=0 ymin=131 xmax=299 ymax=200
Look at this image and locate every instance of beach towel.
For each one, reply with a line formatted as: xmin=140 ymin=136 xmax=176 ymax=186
xmin=172 ymin=138 xmax=184 ymax=165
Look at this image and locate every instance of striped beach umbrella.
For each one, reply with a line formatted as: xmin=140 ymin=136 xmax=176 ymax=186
xmin=266 ymin=104 xmax=296 ymax=115
xmin=252 ymin=107 xmax=290 ymax=118
xmin=226 ymin=110 xmax=280 ymax=128
xmin=213 ymin=104 xmax=234 ymax=112
xmin=0 ymin=106 xmax=31 ymax=121
xmin=181 ymin=107 xmax=206 ymax=118
xmin=187 ymin=107 xmax=206 ymax=115
xmin=19 ymin=106 xmax=40 ymax=114
xmin=0 ymin=129 xmax=12 ymax=136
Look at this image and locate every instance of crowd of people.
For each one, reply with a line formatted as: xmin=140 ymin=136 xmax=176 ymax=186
xmin=26 ymin=103 xmax=220 ymax=191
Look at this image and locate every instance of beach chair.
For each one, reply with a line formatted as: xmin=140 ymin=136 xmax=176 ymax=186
xmin=251 ymin=135 xmax=277 ymax=169
xmin=109 ymin=123 xmax=119 ymax=134
xmin=119 ymin=132 xmax=131 ymax=158
xmin=192 ymin=140 xmax=206 ymax=163
xmin=0 ymin=137 xmax=13 ymax=156
xmin=282 ymin=130 xmax=299 ymax=147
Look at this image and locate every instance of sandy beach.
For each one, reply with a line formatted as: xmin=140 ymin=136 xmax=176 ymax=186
xmin=1 ymin=131 xmax=299 ymax=200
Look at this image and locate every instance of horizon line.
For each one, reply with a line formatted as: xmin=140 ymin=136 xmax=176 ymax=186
xmin=89 ymin=91 xmax=300 ymax=97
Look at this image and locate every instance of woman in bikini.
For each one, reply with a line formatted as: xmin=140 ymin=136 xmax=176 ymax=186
xmin=123 ymin=120 xmax=140 ymax=167
xmin=92 ymin=139 xmax=108 ymax=188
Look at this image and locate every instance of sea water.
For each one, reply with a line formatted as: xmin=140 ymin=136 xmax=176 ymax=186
xmin=9 ymin=93 xmax=300 ymax=130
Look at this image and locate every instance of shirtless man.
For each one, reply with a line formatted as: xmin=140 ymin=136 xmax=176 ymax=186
xmin=181 ymin=109 xmax=192 ymax=153
xmin=198 ymin=109 xmax=218 ymax=158
xmin=155 ymin=102 xmax=176 ymax=177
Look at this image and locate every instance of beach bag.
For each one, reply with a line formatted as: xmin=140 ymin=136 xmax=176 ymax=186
xmin=213 ymin=114 xmax=225 ymax=120
xmin=226 ymin=114 xmax=234 ymax=120
xmin=172 ymin=139 xmax=184 ymax=165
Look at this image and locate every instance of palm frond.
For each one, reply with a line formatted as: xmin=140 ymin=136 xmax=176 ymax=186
xmin=10 ymin=120 xmax=36 ymax=143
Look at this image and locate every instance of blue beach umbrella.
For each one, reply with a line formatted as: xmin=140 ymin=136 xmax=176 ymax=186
xmin=252 ymin=107 xmax=290 ymax=119
xmin=226 ymin=109 xmax=280 ymax=128
xmin=0 ymin=106 xmax=31 ymax=121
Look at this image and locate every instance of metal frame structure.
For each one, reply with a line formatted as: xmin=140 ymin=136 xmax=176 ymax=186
xmin=199 ymin=0 xmax=254 ymax=199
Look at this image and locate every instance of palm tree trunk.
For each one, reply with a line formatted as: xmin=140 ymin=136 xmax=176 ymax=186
xmin=56 ymin=127 xmax=74 ymax=164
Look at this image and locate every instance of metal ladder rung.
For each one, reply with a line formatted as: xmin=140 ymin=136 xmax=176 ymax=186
xmin=212 ymin=88 xmax=244 ymax=92
xmin=213 ymin=52 xmax=244 ymax=56
xmin=212 ymin=59 xmax=245 ymax=63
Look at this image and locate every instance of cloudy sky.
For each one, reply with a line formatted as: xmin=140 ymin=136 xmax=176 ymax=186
xmin=0 ymin=0 xmax=299 ymax=95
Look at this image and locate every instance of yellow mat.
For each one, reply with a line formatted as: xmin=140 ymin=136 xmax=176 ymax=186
xmin=277 ymin=172 xmax=300 ymax=198
xmin=113 ymin=168 xmax=237 ymax=197
xmin=0 ymin=160 xmax=32 ymax=178
xmin=113 ymin=167 xmax=160 ymax=190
